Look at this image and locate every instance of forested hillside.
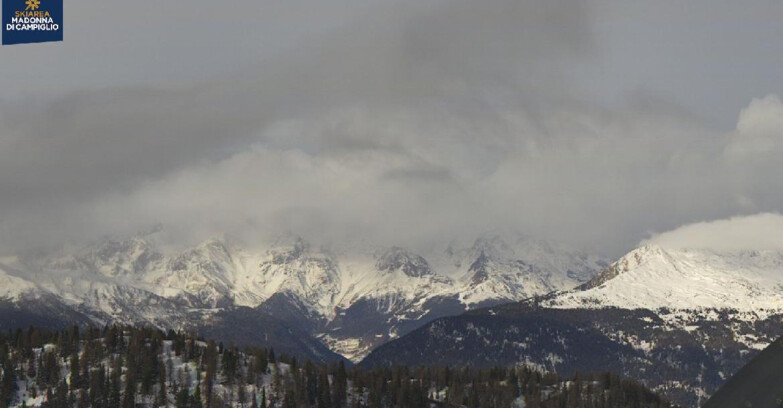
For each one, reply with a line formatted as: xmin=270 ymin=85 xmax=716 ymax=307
xmin=0 ymin=325 xmax=675 ymax=408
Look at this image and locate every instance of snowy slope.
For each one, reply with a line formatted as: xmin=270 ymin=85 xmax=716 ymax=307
xmin=251 ymin=238 xmax=343 ymax=318
xmin=548 ymin=244 xmax=783 ymax=312
xmin=334 ymin=246 xmax=454 ymax=312
xmin=0 ymin=263 xmax=38 ymax=300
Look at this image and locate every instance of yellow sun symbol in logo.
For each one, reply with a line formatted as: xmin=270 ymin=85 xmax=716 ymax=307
xmin=25 ymin=0 xmax=41 ymax=10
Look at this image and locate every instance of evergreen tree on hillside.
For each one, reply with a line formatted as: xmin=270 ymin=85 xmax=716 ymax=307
xmin=0 ymin=324 xmax=677 ymax=408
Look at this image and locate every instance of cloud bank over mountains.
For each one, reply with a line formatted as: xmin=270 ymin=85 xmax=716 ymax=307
xmin=644 ymin=213 xmax=783 ymax=252
xmin=1 ymin=0 xmax=782 ymax=257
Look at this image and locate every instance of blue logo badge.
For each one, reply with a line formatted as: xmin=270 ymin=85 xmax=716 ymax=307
xmin=2 ymin=0 xmax=63 ymax=45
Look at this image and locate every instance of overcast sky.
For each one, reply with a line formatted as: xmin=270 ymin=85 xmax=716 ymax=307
xmin=1 ymin=0 xmax=782 ymax=257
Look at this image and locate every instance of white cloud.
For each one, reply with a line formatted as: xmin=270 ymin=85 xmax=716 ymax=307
xmin=643 ymin=213 xmax=783 ymax=251
xmin=726 ymin=94 xmax=783 ymax=159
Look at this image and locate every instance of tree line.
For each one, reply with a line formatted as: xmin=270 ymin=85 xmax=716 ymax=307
xmin=0 ymin=325 xmax=677 ymax=408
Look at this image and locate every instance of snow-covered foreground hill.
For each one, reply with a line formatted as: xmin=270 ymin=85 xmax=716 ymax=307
xmin=550 ymin=244 xmax=783 ymax=312
xmin=545 ymin=244 xmax=783 ymax=352
xmin=0 ymin=231 xmax=605 ymax=361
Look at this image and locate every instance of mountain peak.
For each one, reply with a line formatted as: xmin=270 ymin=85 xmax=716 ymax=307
xmin=579 ymin=244 xmax=668 ymax=290
xmin=467 ymin=250 xmax=492 ymax=285
xmin=375 ymin=247 xmax=432 ymax=277
xmin=470 ymin=234 xmax=513 ymax=260
xmin=269 ymin=237 xmax=311 ymax=264
xmin=550 ymin=243 xmax=783 ymax=311
xmin=196 ymin=238 xmax=232 ymax=255
xmin=0 ymin=266 xmax=38 ymax=300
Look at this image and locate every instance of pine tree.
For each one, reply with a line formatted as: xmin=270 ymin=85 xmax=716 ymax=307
xmin=123 ymin=364 xmax=136 ymax=408
xmin=193 ymin=384 xmax=203 ymax=408
xmin=77 ymin=389 xmax=89 ymax=408
xmin=79 ymin=351 xmax=90 ymax=391
xmin=316 ymin=368 xmax=331 ymax=408
xmin=333 ymin=360 xmax=347 ymax=408
xmin=0 ymin=353 xmax=18 ymax=408
xmin=69 ymin=351 xmax=81 ymax=391
xmin=237 ymin=384 xmax=247 ymax=407
xmin=157 ymin=361 xmax=168 ymax=407
xmin=45 ymin=387 xmax=54 ymax=408
xmin=175 ymin=379 xmax=190 ymax=408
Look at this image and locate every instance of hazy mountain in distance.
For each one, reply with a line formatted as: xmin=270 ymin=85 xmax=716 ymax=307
xmin=0 ymin=228 xmax=605 ymax=361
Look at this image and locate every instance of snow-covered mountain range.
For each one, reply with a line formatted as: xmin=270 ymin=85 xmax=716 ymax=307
xmin=362 ymin=243 xmax=783 ymax=407
xmin=5 ymin=227 xmax=783 ymax=405
xmin=0 ymin=230 xmax=605 ymax=361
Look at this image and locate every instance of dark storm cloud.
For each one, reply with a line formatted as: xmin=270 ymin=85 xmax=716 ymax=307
xmin=1 ymin=0 xmax=783 ymax=256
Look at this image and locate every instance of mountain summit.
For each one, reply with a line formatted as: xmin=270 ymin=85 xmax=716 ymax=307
xmin=548 ymin=244 xmax=783 ymax=313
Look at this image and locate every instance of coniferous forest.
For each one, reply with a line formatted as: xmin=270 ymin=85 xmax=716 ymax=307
xmin=0 ymin=325 xmax=676 ymax=408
